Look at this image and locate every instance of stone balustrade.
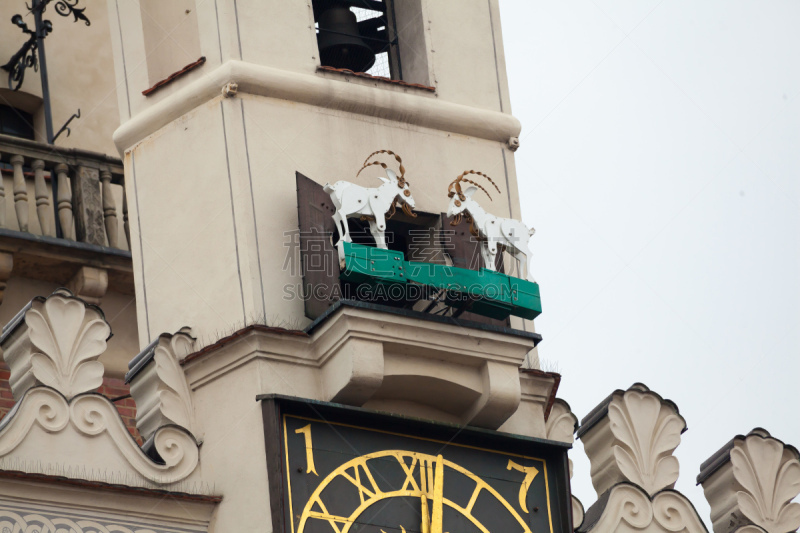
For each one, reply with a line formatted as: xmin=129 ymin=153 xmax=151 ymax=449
xmin=0 ymin=134 xmax=128 ymax=250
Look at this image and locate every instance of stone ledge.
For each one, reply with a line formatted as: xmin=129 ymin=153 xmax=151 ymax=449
xmin=183 ymin=301 xmax=540 ymax=430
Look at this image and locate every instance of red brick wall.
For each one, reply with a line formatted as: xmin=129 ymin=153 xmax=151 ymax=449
xmin=0 ymin=364 xmax=14 ymax=416
xmin=0 ymin=363 xmax=142 ymax=444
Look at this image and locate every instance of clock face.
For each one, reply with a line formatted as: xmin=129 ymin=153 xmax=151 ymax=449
xmin=261 ymin=397 xmax=572 ymax=533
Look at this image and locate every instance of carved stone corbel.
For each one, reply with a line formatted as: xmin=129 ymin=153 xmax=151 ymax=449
xmin=577 ymin=383 xmax=687 ymax=498
xmin=698 ymin=428 xmax=800 ymax=533
xmin=66 ymin=266 xmax=109 ymax=305
xmin=546 ymin=399 xmax=584 ymax=530
xmin=0 ymin=288 xmax=111 ymax=401
xmin=126 ymin=327 xmax=199 ymax=442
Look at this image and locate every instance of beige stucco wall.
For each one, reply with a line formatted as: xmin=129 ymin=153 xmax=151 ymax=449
xmin=0 ymin=0 xmax=119 ymax=156
xmin=124 ymin=92 xmax=522 ymax=347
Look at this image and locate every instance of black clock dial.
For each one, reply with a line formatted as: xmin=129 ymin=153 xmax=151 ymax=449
xmin=261 ymin=396 xmax=572 ymax=533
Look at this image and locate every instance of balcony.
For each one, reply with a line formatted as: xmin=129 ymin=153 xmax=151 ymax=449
xmin=0 ymin=134 xmax=133 ymax=304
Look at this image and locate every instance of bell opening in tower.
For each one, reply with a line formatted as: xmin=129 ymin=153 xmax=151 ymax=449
xmin=313 ymin=0 xmax=401 ymax=79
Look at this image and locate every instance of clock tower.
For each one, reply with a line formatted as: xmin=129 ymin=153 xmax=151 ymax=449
xmin=105 ymin=2 xmax=562 ymax=532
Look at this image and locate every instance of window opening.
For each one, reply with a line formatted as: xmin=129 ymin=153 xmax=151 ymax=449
xmin=313 ymin=0 xmax=402 ymax=79
xmin=0 ymin=104 xmax=34 ymax=140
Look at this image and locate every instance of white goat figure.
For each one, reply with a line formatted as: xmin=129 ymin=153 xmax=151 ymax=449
xmin=324 ymin=150 xmax=416 ymax=250
xmin=446 ymin=170 xmax=536 ymax=280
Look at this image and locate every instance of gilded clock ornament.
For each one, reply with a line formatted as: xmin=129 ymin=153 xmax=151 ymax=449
xmin=261 ymin=396 xmax=573 ymax=533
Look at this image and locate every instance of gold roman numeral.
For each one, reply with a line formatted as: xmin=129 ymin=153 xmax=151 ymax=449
xmin=341 ymin=461 xmax=382 ymax=503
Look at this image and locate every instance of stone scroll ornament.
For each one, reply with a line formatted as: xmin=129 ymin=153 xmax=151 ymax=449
xmin=0 ymin=289 xmax=199 ymax=484
xmin=446 ymin=171 xmax=536 ymax=280
xmin=325 ymin=150 xmax=417 ymax=251
xmin=4 ymin=288 xmax=111 ymax=400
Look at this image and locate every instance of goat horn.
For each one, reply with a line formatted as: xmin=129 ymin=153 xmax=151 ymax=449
xmin=361 ymin=150 xmax=407 ymax=187
xmin=447 ymin=170 xmax=501 ymax=202
xmin=356 ymin=160 xmax=388 ymax=178
xmin=460 ymin=178 xmax=493 ymax=201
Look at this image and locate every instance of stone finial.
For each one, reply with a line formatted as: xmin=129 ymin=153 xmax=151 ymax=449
xmin=126 ymin=328 xmax=198 ymax=442
xmin=0 ymin=289 xmax=111 ymax=400
xmin=577 ymin=383 xmax=687 ymax=497
xmin=698 ymin=429 xmax=800 ymax=533
xmin=546 ymin=399 xmax=584 ymax=530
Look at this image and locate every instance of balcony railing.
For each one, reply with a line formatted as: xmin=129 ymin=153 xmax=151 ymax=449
xmin=0 ymin=134 xmax=129 ymax=250
xmin=0 ymin=134 xmax=134 ymax=304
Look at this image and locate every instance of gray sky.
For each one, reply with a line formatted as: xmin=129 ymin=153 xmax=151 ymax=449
xmin=500 ymin=0 xmax=800 ymax=522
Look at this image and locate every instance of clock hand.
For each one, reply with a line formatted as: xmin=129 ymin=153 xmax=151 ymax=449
xmin=431 ymin=455 xmax=444 ymax=533
xmin=420 ymin=494 xmax=430 ymax=533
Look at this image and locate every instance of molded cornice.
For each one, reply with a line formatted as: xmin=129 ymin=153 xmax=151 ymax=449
xmin=112 ymin=61 xmax=522 ymax=154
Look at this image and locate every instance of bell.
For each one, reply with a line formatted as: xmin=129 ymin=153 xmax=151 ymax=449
xmin=317 ymin=5 xmax=376 ymax=73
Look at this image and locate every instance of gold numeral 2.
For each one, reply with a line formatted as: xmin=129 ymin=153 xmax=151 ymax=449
xmin=295 ymin=424 xmax=319 ymax=476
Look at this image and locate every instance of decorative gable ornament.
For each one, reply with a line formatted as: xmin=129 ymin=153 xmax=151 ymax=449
xmin=699 ymin=428 xmax=800 ymax=533
xmin=126 ymin=327 xmax=199 ymax=442
xmin=578 ymin=383 xmax=687 ymax=497
xmin=1 ymin=288 xmax=111 ymax=400
xmin=0 ymin=290 xmax=200 ymax=485
xmin=545 ymin=399 xmax=585 ymax=530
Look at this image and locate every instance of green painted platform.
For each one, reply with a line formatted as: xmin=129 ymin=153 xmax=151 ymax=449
xmin=338 ymin=242 xmax=541 ymax=320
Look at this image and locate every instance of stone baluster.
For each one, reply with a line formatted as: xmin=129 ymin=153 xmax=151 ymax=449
xmin=0 ymin=152 xmax=5 ymax=227
xmin=122 ymin=186 xmax=130 ymax=249
xmin=10 ymin=155 xmax=28 ymax=232
xmin=100 ymin=170 xmax=118 ymax=248
xmin=54 ymin=164 xmax=73 ymax=240
xmin=32 ymin=159 xmax=54 ymax=237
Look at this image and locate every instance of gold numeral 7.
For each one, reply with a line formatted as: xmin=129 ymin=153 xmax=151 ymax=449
xmin=507 ymin=460 xmax=539 ymax=513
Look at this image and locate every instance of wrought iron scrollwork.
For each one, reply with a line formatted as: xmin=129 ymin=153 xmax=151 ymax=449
xmin=2 ymin=40 xmax=37 ymax=91
xmin=51 ymin=0 xmax=91 ymax=26
xmin=2 ymin=0 xmax=89 ymax=92
xmin=0 ymin=15 xmax=42 ymax=91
